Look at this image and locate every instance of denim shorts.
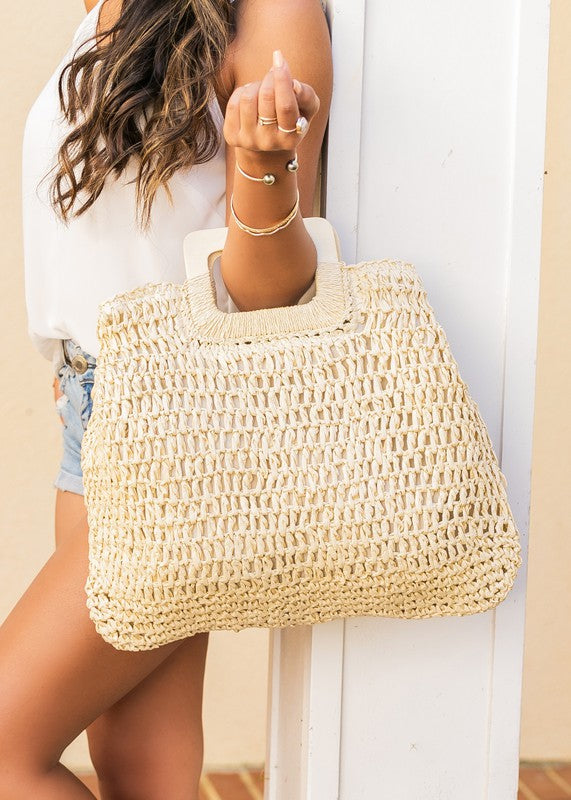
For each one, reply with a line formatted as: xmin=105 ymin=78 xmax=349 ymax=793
xmin=53 ymin=338 xmax=97 ymax=495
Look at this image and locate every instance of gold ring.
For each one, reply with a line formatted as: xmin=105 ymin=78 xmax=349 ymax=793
xmin=257 ymin=116 xmax=278 ymax=126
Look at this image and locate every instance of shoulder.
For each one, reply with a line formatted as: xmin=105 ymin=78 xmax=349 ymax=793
xmin=227 ymin=0 xmax=331 ymax=91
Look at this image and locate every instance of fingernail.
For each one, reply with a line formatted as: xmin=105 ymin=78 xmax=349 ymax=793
xmin=293 ymin=78 xmax=302 ymax=93
xmin=273 ymin=49 xmax=284 ymax=69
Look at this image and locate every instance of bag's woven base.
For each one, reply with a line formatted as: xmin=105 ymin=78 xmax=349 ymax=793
xmin=81 ymin=258 xmax=522 ymax=651
xmin=85 ymin=540 xmax=517 ymax=650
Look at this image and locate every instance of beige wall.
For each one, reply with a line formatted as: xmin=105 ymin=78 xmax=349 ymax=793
xmin=518 ymin=0 xmax=571 ymax=762
xmin=0 ymin=0 xmax=568 ymax=774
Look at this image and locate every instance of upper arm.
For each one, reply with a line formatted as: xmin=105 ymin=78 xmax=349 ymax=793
xmin=223 ymin=0 xmax=333 ymax=224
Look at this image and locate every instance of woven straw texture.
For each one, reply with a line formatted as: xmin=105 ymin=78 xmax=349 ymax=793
xmin=81 ymin=257 xmax=522 ymax=651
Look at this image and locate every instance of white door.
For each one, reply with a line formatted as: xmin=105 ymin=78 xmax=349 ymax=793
xmin=265 ymin=1 xmax=550 ymax=798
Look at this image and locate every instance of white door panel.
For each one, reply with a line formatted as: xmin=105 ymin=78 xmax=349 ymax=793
xmin=265 ymin=1 xmax=549 ymax=797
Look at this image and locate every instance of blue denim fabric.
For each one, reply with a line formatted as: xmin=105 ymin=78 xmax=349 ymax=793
xmin=53 ymin=338 xmax=97 ymax=495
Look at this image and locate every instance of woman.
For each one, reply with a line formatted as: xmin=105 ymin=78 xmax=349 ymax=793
xmin=2 ymin=0 xmax=332 ymax=796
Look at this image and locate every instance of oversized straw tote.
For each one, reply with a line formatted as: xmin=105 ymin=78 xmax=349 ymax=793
xmin=80 ymin=217 xmax=522 ymax=651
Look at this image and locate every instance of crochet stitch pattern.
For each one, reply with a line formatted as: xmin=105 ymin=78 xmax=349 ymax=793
xmin=81 ymin=257 xmax=522 ymax=651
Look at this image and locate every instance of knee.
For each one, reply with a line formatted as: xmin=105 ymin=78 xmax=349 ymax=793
xmin=88 ymin=737 xmax=140 ymax=799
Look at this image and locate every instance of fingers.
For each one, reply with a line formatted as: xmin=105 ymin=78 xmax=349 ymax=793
xmin=222 ymin=50 xmax=321 ymax=152
xmin=258 ymin=68 xmax=277 ymax=123
xmin=239 ymin=81 xmax=261 ymax=148
xmin=223 ymin=85 xmax=243 ymax=146
xmin=291 ymin=79 xmax=321 ymax=122
xmin=272 ymin=51 xmax=299 ymax=134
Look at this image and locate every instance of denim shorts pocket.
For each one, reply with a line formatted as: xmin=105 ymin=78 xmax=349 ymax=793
xmin=56 ymin=361 xmax=72 ymax=392
xmin=55 ymin=390 xmax=71 ymax=430
xmin=55 ymin=363 xmax=94 ymax=433
xmin=53 ymin=340 xmax=97 ymax=495
xmin=55 ymin=363 xmax=74 ymax=429
xmin=77 ymin=368 xmax=95 ymax=431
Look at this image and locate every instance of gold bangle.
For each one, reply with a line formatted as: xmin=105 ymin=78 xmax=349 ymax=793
xmin=230 ymin=190 xmax=299 ymax=236
xmin=230 ymin=189 xmax=300 ymax=236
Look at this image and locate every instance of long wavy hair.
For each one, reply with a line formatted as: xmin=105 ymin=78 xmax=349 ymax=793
xmin=45 ymin=0 xmax=237 ymax=231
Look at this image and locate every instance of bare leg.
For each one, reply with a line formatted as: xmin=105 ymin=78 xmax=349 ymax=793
xmin=0 ymin=499 xmax=195 ymax=799
xmin=54 ymin=489 xmax=210 ymax=800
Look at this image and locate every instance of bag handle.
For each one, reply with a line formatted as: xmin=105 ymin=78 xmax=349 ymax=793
xmin=181 ymin=217 xmax=356 ymax=341
xmin=182 ymin=216 xmax=343 ymax=281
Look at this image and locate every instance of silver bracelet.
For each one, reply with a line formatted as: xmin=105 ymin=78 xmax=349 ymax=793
xmin=235 ymin=160 xmax=276 ymax=185
xmin=235 ymin=153 xmax=300 ymax=186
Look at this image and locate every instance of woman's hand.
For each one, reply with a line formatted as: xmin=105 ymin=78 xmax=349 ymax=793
xmin=223 ymin=49 xmax=321 ymax=157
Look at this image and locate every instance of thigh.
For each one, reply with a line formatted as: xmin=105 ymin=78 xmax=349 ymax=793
xmin=55 ymin=492 xmax=209 ymax=778
xmin=55 ymin=493 xmax=210 ymax=795
xmin=0 ymin=507 xmax=186 ymax=772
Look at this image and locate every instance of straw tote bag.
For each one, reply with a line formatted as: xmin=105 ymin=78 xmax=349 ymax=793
xmin=80 ymin=216 xmax=522 ymax=651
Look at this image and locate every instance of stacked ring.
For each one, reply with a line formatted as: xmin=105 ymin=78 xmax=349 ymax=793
xmin=257 ymin=115 xmax=309 ymax=134
xmin=277 ymin=116 xmax=309 ymax=135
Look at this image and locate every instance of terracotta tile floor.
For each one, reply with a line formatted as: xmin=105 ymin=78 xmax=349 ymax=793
xmin=519 ymin=763 xmax=571 ymax=800
xmin=77 ymin=762 xmax=571 ymax=799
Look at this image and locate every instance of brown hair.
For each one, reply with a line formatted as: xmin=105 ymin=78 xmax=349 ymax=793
xmin=45 ymin=0 xmax=236 ymax=230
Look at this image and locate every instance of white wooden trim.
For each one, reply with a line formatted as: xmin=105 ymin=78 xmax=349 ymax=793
xmin=487 ymin=1 xmax=551 ymax=796
xmin=321 ymin=0 xmax=367 ymax=262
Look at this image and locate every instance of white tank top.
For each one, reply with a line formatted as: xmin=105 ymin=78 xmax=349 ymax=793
xmin=22 ymin=0 xmax=317 ymax=368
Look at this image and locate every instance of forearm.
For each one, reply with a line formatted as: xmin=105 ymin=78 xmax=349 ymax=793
xmin=220 ymin=146 xmax=318 ymax=312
